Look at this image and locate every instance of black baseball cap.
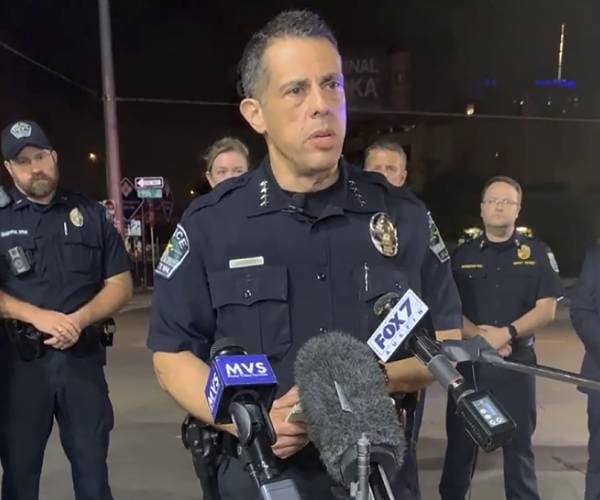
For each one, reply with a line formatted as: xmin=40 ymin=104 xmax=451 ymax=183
xmin=1 ymin=120 xmax=52 ymax=160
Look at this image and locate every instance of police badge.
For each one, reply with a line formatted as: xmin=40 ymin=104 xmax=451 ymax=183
xmin=69 ymin=208 xmax=84 ymax=227
xmin=369 ymin=212 xmax=398 ymax=257
xmin=517 ymin=244 xmax=531 ymax=260
xmin=10 ymin=122 xmax=32 ymax=139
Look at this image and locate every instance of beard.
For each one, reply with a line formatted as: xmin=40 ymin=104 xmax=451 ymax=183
xmin=20 ymin=172 xmax=59 ymax=200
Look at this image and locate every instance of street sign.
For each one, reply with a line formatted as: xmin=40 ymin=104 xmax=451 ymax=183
xmin=135 ymin=176 xmax=164 ymax=189
xmin=137 ymin=188 xmax=163 ymax=199
xmin=126 ymin=219 xmax=142 ymax=237
xmin=120 ymin=177 xmax=134 ymax=198
xmin=121 ymin=177 xmax=143 ymax=221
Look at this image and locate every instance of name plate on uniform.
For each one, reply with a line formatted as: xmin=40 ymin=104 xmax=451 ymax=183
xmin=228 ymin=256 xmax=265 ymax=269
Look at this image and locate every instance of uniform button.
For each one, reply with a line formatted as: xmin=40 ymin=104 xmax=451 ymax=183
xmin=317 ymin=273 xmax=327 ymax=281
xmin=243 ymin=289 xmax=252 ymax=299
xmin=496 ymin=267 xmax=501 ymax=271
xmin=319 ymin=327 xmax=328 ymax=334
xmin=495 ymin=284 xmax=500 ymax=288
xmin=394 ymin=282 xmax=402 ymax=290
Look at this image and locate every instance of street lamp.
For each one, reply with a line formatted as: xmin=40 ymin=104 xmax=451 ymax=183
xmin=89 ymin=152 xmax=98 ymax=162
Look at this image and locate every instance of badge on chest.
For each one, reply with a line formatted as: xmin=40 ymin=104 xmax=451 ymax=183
xmin=369 ymin=212 xmax=398 ymax=257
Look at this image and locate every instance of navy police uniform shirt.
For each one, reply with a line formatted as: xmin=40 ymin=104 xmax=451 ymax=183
xmin=0 ymin=187 xmax=130 ymax=314
xmin=148 ymin=160 xmax=462 ymax=394
xmin=452 ymin=233 xmax=562 ymax=362
xmin=571 ymin=246 xmax=600 ymax=392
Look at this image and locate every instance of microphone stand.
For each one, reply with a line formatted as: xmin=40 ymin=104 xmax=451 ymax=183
xmin=229 ymin=399 xmax=303 ymax=500
xmin=442 ymin=336 xmax=600 ymax=392
xmin=348 ymin=435 xmax=396 ymax=500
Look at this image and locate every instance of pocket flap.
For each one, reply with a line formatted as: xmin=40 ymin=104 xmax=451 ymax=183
xmin=456 ymin=267 xmax=487 ymax=279
xmin=209 ymin=265 xmax=288 ymax=307
xmin=63 ymin=228 xmax=100 ymax=248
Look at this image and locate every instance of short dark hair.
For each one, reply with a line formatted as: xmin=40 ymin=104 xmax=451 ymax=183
xmin=239 ymin=10 xmax=338 ymax=98
xmin=365 ymin=139 xmax=407 ymax=163
xmin=482 ymin=175 xmax=523 ymax=202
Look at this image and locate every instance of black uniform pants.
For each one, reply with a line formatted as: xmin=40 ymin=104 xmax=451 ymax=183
xmin=586 ymin=390 xmax=600 ymax=500
xmin=439 ymin=362 xmax=539 ymax=500
xmin=391 ymin=389 xmax=426 ymax=500
xmin=0 ymin=348 xmax=114 ymax=500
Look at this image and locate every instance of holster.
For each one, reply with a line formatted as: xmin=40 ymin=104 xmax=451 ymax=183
xmin=5 ymin=319 xmax=48 ymax=361
xmin=70 ymin=318 xmax=116 ymax=357
xmin=181 ymin=415 xmax=239 ymax=500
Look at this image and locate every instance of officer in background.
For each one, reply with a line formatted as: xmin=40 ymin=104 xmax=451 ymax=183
xmin=362 ymin=137 xmax=424 ymax=499
xmin=185 ymin=135 xmax=253 ymax=499
xmin=148 ymin=10 xmax=462 ymax=500
xmin=439 ymin=175 xmax=562 ymax=500
xmin=203 ymin=136 xmax=251 ymax=189
xmin=571 ymin=246 xmax=600 ymax=500
xmin=363 ymin=138 xmax=408 ymax=188
xmin=0 ymin=120 xmax=133 ymax=500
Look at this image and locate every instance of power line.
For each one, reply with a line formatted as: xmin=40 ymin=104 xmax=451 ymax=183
xmin=3 ymin=39 xmax=600 ymax=125
xmin=118 ymin=96 xmax=600 ymax=124
xmin=116 ymin=96 xmax=238 ymax=107
xmin=349 ymin=107 xmax=600 ymax=125
xmin=0 ymin=40 xmax=99 ymax=98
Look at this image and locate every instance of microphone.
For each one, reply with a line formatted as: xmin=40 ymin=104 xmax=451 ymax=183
xmin=294 ymin=331 xmax=405 ymax=494
xmin=205 ymin=339 xmax=283 ymax=488
xmin=367 ymin=291 xmax=515 ymax=452
xmin=205 ymin=337 xmax=278 ymax=425
xmin=205 ymin=339 xmax=303 ymax=499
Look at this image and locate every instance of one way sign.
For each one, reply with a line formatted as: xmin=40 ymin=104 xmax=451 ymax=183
xmin=135 ymin=176 xmax=164 ymax=189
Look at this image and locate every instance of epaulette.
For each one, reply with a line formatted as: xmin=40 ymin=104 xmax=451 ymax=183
xmin=359 ymin=168 xmax=390 ymax=189
xmin=391 ymin=185 xmax=425 ymax=207
xmin=349 ymin=165 xmax=420 ymax=204
xmin=185 ymin=174 xmax=250 ymax=216
xmin=463 ymin=235 xmax=483 ymax=248
xmin=55 ymin=189 xmax=98 ymax=209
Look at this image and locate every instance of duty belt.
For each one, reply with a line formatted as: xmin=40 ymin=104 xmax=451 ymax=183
xmin=4 ymin=317 xmax=116 ymax=361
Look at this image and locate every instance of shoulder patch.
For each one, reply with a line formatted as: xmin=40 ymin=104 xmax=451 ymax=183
xmin=156 ymin=224 xmax=190 ymax=279
xmin=546 ymin=250 xmax=560 ymax=273
xmin=428 ymin=212 xmax=449 ymax=263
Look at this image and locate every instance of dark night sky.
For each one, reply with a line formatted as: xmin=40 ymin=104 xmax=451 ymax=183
xmin=1 ymin=0 xmax=599 ymax=208
xmin=3 ymin=1 xmax=599 ymax=98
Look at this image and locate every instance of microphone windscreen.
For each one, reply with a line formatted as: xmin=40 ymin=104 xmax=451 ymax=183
xmin=294 ymin=331 xmax=405 ymax=485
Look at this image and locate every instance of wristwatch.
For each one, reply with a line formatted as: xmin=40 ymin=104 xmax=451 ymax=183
xmin=508 ymin=324 xmax=519 ymax=340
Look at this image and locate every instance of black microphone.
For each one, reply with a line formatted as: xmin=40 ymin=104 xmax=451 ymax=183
xmin=206 ymin=338 xmax=305 ymax=499
xmin=368 ymin=291 xmax=515 ymax=452
xmin=294 ymin=331 xmax=405 ymax=495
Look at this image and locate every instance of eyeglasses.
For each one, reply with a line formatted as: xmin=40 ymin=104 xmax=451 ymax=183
xmin=11 ymin=150 xmax=53 ymax=167
xmin=482 ymin=198 xmax=519 ymax=207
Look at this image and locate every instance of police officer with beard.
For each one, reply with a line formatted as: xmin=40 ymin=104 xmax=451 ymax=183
xmin=0 ymin=120 xmax=133 ymax=500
